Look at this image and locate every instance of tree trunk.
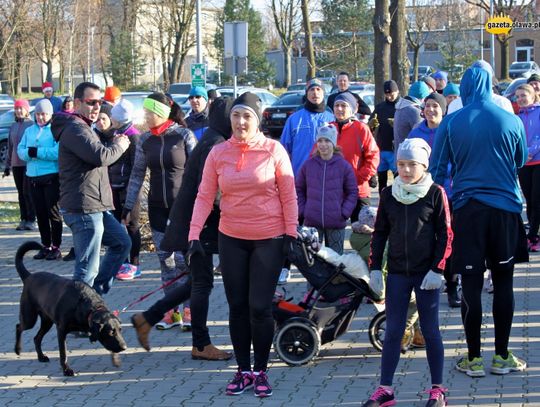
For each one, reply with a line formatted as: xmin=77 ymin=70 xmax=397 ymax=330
xmin=284 ymin=46 xmax=292 ymax=88
xmin=301 ymin=0 xmax=316 ymax=80
xmin=373 ymin=0 xmax=391 ymax=104
xmin=390 ymin=0 xmax=409 ymax=94
xmin=498 ymin=36 xmax=510 ymax=80
xmin=46 ymin=59 xmax=53 ymax=83
xmin=412 ymin=47 xmax=419 ymax=82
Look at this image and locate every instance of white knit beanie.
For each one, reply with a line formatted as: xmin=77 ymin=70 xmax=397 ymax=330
xmin=111 ymin=99 xmax=134 ymax=124
xmin=397 ymin=138 xmax=431 ymax=168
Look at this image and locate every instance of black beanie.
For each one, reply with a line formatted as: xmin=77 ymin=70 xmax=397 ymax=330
xmin=528 ymin=73 xmax=540 ymax=84
xmin=99 ymin=102 xmax=113 ymax=118
xmin=231 ymin=92 xmax=262 ymax=124
xmin=424 ymin=92 xmax=447 ymax=114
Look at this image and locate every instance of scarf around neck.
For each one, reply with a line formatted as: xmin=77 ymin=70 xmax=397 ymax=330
xmin=304 ymin=99 xmax=326 ymax=113
xmin=392 ymin=172 xmax=433 ymax=205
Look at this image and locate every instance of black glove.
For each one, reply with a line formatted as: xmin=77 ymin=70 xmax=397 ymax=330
xmin=368 ymin=175 xmax=378 ymax=188
xmin=186 ymin=240 xmax=205 ymax=266
xmin=120 ymin=208 xmax=131 ymax=224
xmin=282 ymin=235 xmax=295 ymax=259
xmin=3 ymin=168 xmax=10 ymax=177
xmin=28 ymin=147 xmax=38 ymax=158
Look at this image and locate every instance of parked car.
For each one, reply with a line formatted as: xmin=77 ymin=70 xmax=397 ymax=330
xmin=509 ymin=61 xmax=540 ymax=79
xmin=409 ymin=65 xmax=436 ymax=82
xmin=261 ymin=91 xmax=305 ymax=139
xmin=0 ymin=94 xmax=14 ymax=113
xmin=330 ymin=82 xmax=375 ymax=95
xmin=0 ymin=106 xmax=37 ymax=168
xmin=287 ymin=82 xmax=332 ymax=94
xmin=503 ymin=77 xmax=527 ymax=113
xmin=168 ymin=82 xmax=217 ymax=94
xmin=216 ymin=87 xmax=278 ymax=111
xmin=350 ymin=91 xmax=375 ymax=123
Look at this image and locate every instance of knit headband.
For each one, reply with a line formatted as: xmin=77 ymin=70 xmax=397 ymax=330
xmin=143 ymin=98 xmax=171 ymax=119
xmin=230 ymin=104 xmax=260 ymax=123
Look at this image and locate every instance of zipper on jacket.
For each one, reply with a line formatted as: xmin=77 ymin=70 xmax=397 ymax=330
xmin=405 ymin=204 xmax=409 ymax=276
xmin=321 ymin=161 xmax=327 ymax=229
xmin=160 ymin=135 xmax=168 ymax=208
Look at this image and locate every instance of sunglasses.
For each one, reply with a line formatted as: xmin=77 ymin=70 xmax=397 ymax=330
xmin=188 ymin=95 xmax=203 ymax=100
xmin=81 ymin=98 xmax=103 ymax=107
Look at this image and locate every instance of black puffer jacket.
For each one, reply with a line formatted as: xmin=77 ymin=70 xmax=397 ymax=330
xmin=51 ymin=112 xmax=126 ymax=213
xmin=124 ymin=123 xmax=197 ymax=210
xmin=370 ymin=183 xmax=452 ymax=275
xmin=370 ymin=97 xmax=399 ymax=152
xmin=160 ymin=97 xmax=233 ymax=253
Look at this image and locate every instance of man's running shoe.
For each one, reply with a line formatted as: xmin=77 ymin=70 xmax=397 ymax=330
xmin=253 ymin=371 xmax=272 ymax=397
xmin=490 ymin=352 xmax=526 ymax=375
xmin=181 ymin=307 xmax=192 ymax=332
xmin=455 ymin=355 xmax=485 ymax=377
xmin=225 ymin=370 xmax=254 ymax=395
xmin=155 ymin=310 xmax=182 ymax=330
xmin=424 ymin=386 xmax=448 ymax=407
xmin=362 ymin=386 xmax=396 ymax=406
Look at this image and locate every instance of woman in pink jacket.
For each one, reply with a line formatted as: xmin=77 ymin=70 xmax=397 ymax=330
xmin=188 ymin=93 xmax=298 ymax=398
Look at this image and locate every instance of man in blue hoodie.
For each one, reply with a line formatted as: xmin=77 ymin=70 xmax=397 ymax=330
xmin=430 ymin=67 xmax=528 ymax=378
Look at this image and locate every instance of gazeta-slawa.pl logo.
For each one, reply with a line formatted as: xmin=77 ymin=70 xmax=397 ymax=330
xmin=485 ymin=14 xmax=513 ymax=35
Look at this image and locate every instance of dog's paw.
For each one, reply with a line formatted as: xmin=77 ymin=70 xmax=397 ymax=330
xmin=63 ymin=367 xmax=75 ymax=377
xmin=111 ymin=353 xmax=121 ymax=367
xmin=38 ymin=354 xmax=50 ymax=363
xmin=14 ymin=346 xmax=21 ymax=355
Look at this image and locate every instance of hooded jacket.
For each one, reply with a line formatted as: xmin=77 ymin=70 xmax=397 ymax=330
xmin=518 ymin=104 xmax=540 ymax=166
xmin=7 ymin=118 xmax=33 ymax=168
xmin=51 ymin=113 xmax=126 ymax=213
xmin=124 ymin=123 xmax=197 ymax=211
xmin=429 ymin=67 xmax=527 ymax=213
xmin=332 ymin=119 xmax=380 ymax=198
xmin=17 ymin=123 xmax=58 ymax=177
xmin=188 ymin=130 xmax=298 ymax=241
xmin=280 ymin=107 xmax=335 ymax=175
xmin=160 ymin=97 xmax=233 ymax=253
xmin=393 ymin=97 xmax=423 ymax=154
xmin=296 ymin=154 xmax=358 ymax=229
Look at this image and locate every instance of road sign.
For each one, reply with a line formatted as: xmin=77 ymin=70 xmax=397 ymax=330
xmin=191 ymin=63 xmax=206 ymax=88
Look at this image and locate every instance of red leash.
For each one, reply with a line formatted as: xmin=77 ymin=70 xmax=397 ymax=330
xmin=113 ymin=271 xmax=189 ymax=316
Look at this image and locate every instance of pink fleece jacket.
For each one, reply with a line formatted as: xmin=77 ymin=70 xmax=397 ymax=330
xmin=189 ymin=131 xmax=298 ymax=241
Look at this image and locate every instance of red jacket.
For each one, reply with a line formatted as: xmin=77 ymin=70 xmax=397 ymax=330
xmin=332 ymin=119 xmax=380 ymax=198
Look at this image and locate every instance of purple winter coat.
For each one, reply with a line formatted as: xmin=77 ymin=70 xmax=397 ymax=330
xmin=296 ymin=154 xmax=358 ymax=229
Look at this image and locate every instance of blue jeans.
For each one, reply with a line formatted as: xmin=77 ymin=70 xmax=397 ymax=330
xmin=63 ymin=211 xmax=131 ymax=294
xmin=380 ymin=273 xmax=444 ymax=386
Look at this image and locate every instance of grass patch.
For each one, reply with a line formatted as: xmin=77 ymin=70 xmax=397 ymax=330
xmin=0 ymin=202 xmax=20 ymax=223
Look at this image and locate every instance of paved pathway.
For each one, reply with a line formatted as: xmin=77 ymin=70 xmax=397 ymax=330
xmin=0 ymin=179 xmax=538 ymax=406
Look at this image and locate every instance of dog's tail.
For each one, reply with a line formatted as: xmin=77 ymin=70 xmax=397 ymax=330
xmin=15 ymin=241 xmax=43 ymax=281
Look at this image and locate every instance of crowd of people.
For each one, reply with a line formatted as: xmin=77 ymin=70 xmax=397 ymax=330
xmin=4 ymin=61 xmax=531 ymax=405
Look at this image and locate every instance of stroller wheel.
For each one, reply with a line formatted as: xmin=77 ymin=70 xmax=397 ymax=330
xmin=274 ymin=321 xmax=320 ymax=366
xmin=368 ymin=311 xmax=386 ymax=352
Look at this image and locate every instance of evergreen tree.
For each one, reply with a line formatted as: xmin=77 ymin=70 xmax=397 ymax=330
xmin=109 ymin=31 xmax=146 ymax=90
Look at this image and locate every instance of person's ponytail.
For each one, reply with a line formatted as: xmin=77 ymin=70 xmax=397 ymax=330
xmin=147 ymin=92 xmax=186 ymax=127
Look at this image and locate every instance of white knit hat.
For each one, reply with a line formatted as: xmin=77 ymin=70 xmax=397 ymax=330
xmin=397 ymin=138 xmax=431 ymax=168
xmin=111 ymin=99 xmax=134 ymax=124
xmin=316 ymin=123 xmax=338 ymax=146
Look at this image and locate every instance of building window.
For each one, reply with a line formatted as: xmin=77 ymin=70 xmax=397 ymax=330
xmin=516 ymin=39 xmax=534 ymax=47
xmin=424 ymin=43 xmax=438 ymax=51
xmin=482 ymin=40 xmax=490 ymax=49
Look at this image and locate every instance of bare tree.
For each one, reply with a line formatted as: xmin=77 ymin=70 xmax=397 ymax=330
xmin=389 ymin=0 xmax=408 ymax=92
xmin=465 ymin=0 xmax=534 ymax=78
xmin=373 ymin=0 xmax=391 ymax=104
xmin=301 ymin=0 xmax=316 ymax=79
xmin=270 ymin=0 xmax=302 ymax=87
xmin=406 ymin=0 xmax=437 ymax=82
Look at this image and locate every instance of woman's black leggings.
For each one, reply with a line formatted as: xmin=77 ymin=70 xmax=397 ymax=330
xmin=12 ymin=166 xmax=35 ymax=222
xmin=219 ymin=232 xmax=284 ymax=372
xmin=29 ymin=174 xmax=62 ymax=248
xmin=518 ymin=164 xmax=540 ymax=239
xmin=461 ymin=268 xmax=514 ymax=359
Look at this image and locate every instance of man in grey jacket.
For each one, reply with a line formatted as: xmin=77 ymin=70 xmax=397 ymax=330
xmin=51 ymin=82 xmax=131 ymax=294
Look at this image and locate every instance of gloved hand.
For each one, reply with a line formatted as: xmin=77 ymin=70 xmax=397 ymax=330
xmin=282 ymin=234 xmax=296 ymax=258
xmin=28 ymin=147 xmax=38 ymax=158
xmin=420 ymin=270 xmax=443 ymax=290
xmin=186 ymin=240 xmax=205 ymax=266
xmin=368 ymin=113 xmax=379 ymax=130
xmin=387 ymin=118 xmax=394 ymax=128
xmin=3 ymin=167 xmax=10 ymax=177
xmin=368 ymin=175 xmax=378 ymax=188
xmin=369 ymin=270 xmax=384 ymax=298
xmin=121 ymin=208 xmax=131 ymax=225
xmin=114 ymin=135 xmax=130 ymax=152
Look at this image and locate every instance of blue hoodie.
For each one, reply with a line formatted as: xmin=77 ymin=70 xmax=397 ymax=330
xmin=429 ymin=67 xmax=527 ymax=213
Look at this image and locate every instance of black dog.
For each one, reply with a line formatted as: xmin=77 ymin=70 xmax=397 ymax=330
xmin=14 ymin=241 xmax=127 ymax=376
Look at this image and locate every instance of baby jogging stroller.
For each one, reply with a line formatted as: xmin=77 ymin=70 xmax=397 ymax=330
xmin=272 ymin=227 xmax=386 ymax=366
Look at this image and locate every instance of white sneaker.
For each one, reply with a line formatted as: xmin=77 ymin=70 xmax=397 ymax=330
xmin=278 ymin=268 xmax=290 ymax=285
